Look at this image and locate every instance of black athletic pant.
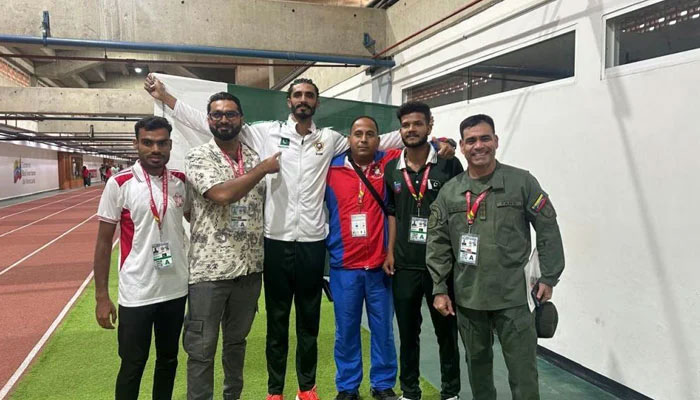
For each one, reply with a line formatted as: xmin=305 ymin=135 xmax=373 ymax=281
xmin=263 ymin=238 xmax=326 ymax=394
xmin=116 ymin=295 xmax=187 ymax=400
xmin=393 ymin=269 xmax=461 ymax=400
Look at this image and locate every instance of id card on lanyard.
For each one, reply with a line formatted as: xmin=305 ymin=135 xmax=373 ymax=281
xmin=458 ymin=190 xmax=489 ymax=266
xmin=143 ymin=165 xmax=173 ymax=270
xmin=351 ymin=164 xmax=371 ymax=238
xmin=220 ymin=144 xmax=248 ymax=233
xmin=403 ymin=165 xmax=431 ymax=244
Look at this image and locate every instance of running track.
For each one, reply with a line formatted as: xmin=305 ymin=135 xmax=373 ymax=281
xmin=0 ymin=187 xmax=104 ymax=399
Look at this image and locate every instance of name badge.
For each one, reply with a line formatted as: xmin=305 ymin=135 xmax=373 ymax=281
xmin=409 ymin=216 xmax=428 ymax=244
xmin=459 ymin=233 xmax=479 ymax=265
xmin=230 ymin=205 xmax=248 ymax=232
xmin=152 ymin=241 xmax=173 ymax=270
xmin=351 ymin=213 xmax=367 ymax=238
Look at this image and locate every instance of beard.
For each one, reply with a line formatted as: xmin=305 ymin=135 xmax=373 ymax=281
xmin=210 ymin=123 xmax=241 ymax=141
xmin=291 ymin=102 xmax=316 ymax=120
xmin=402 ymin=134 xmax=429 ymax=148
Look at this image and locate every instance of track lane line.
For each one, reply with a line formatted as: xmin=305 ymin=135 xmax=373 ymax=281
xmin=0 ymin=239 xmax=118 ymax=400
xmin=0 ymin=185 xmax=101 ymax=212
xmin=0 ymin=214 xmax=97 ymax=277
xmin=0 ymin=195 xmax=101 ymax=239
xmin=0 ymin=189 xmax=100 ymax=221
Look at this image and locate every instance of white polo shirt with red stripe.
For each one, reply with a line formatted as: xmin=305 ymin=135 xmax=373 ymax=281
xmin=97 ymin=161 xmax=190 ymax=307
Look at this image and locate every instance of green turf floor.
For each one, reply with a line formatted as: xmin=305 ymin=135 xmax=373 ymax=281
xmin=9 ymin=250 xmax=439 ymax=399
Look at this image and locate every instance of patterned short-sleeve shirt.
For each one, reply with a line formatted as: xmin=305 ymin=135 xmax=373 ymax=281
xmin=185 ymin=139 xmax=265 ymax=284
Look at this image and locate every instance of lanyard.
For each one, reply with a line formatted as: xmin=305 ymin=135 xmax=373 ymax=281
xmin=142 ymin=165 xmax=168 ymax=232
xmin=466 ymin=189 xmax=489 ymax=226
xmin=356 ymin=163 xmax=372 ymax=208
xmin=402 ymin=165 xmax=431 ymax=211
xmin=219 ymin=144 xmax=245 ymax=177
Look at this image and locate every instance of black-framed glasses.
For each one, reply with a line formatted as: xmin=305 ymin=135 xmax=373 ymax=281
xmin=208 ymin=111 xmax=241 ymax=120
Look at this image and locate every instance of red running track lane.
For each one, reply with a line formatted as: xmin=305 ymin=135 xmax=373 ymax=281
xmin=0 ymin=192 xmax=102 ymax=267
xmin=0 ymin=189 xmax=103 ymax=394
xmin=0 ymin=186 xmax=102 ymax=226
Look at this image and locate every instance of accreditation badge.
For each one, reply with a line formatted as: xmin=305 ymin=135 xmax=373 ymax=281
xmin=230 ymin=205 xmax=248 ymax=232
xmin=351 ymin=213 xmax=368 ymax=238
xmin=459 ymin=233 xmax=479 ymax=266
xmin=152 ymin=241 xmax=173 ymax=270
xmin=409 ymin=216 xmax=428 ymax=244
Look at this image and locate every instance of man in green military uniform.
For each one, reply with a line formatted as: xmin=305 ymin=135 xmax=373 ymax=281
xmin=383 ymin=102 xmax=463 ymax=400
xmin=426 ymin=114 xmax=564 ymax=400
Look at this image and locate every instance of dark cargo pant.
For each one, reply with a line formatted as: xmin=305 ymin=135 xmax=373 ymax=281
xmin=457 ymin=304 xmax=539 ymax=400
xmin=183 ymin=273 xmax=262 ymax=400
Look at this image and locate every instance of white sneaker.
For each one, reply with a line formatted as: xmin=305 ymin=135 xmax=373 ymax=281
xmin=444 ymin=397 xmax=460 ymax=400
xmin=398 ymin=397 xmax=416 ymax=400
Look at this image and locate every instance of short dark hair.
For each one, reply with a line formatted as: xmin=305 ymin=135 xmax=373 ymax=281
xmin=459 ymin=114 xmax=495 ymax=139
xmin=397 ymin=101 xmax=431 ymax=123
xmin=134 ymin=116 xmax=172 ymax=138
xmin=287 ymin=78 xmax=320 ymax=99
xmin=207 ymin=92 xmax=244 ymax=115
xmin=350 ymin=115 xmax=379 ymax=133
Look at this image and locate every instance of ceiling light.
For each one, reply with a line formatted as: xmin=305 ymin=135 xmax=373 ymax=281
xmin=669 ymin=20 xmax=677 ymax=25
xmin=693 ymin=14 xmax=700 ymax=19
xmin=658 ymin=17 xmax=665 ymax=23
xmin=134 ymin=67 xmax=143 ymax=73
xmin=680 ymin=10 xmax=688 ymax=16
xmin=649 ymin=26 xmax=655 ymax=31
xmin=639 ymin=23 xmax=645 ymax=28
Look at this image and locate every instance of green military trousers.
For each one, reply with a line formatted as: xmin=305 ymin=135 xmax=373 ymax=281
xmin=456 ymin=304 xmax=539 ymax=400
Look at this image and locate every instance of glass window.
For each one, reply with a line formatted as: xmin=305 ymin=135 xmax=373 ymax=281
xmin=404 ymin=31 xmax=575 ymax=108
xmin=607 ymin=0 xmax=700 ymax=67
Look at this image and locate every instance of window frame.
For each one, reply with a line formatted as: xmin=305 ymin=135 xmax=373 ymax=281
xmin=602 ymin=0 xmax=700 ymax=79
xmin=401 ymin=24 xmax=578 ymax=107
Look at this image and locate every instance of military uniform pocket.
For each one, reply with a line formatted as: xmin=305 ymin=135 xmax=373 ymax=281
xmin=494 ymin=201 xmax=526 ymax=248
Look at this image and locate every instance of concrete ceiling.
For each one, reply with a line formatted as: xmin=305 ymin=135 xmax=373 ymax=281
xmin=0 ymin=0 xmax=495 ymax=160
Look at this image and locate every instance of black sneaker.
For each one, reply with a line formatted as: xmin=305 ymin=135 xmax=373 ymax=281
xmin=335 ymin=391 xmax=360 ymax=400
xmin=370 ymin=388 xmax=398 ymax=400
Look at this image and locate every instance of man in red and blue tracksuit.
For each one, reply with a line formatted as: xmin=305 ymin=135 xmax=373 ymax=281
xmin=325 ymin=116 xmax=401 ymax=400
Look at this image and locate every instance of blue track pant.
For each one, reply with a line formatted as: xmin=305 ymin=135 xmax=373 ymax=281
xmin=330 ymin=267 xmax=397 ymax=393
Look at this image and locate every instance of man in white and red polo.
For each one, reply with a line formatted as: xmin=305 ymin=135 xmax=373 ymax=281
xmin=93 ymin=116 xmax=190 ymax=400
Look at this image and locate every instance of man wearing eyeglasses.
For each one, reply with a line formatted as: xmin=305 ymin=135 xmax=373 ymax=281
xmin=182 ymin=91 xmax=281 ymax=400
xmin=145 ymin=75 xmax=454 ymax=400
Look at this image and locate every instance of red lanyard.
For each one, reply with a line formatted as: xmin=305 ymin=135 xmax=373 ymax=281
xmin=402 ymin=165 xmax=431 ymax=210
xmin=357 ymin=163 xmax=372 ymax=208
xmin=142 ymin=165 xmax=168 ymax=232
xmin=466 ymin=190 xmax=489 ymax=225
xmin=220 ymin=144 xmax=245 ymax=177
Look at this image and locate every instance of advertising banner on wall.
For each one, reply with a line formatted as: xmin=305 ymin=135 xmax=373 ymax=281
xmin=0 ymin=142 xmax=59 ymax=200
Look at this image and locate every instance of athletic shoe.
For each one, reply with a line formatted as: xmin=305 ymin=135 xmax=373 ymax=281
xmin=267 ymin=395 xmax=284 ymax=400
xmin=444 ymin=397 xmax=460 ymax=400
xmin=296 ymin=385 xmax=320 ymax=400
xmin=371 ymin=388 xmax=398 ymax=400
xmin=335 ymin=392 xmax=360 ymax=400
xmin=398 ymin=396 xmax=418 ymax=400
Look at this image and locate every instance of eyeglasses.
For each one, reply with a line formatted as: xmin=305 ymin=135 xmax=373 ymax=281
xmin=208 ymin=111 xmax=241 ymax=120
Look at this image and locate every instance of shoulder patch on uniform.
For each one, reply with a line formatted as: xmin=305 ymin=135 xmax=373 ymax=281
xmin=530 ymin=193 xmax=547 ymax=212
xmin=541 ymin=201 xmax=556 ymax=218
xmin=428 ymin=208 xmax=441 ymax=230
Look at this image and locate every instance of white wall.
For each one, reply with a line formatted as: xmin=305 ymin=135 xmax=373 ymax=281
xmin=319 ymin=1 xmax=700 ymax=398
xmin=0 ymin=142 xmax=59 ymax=200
